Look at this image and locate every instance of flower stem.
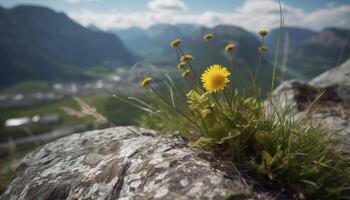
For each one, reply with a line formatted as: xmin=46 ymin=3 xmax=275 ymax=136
xmin=229 ymin=52 xmax=236 ymax=94
xmin=212 ymin=93 xmax=224 ymax=113
xmin=255 ymin=53 xmax=263 ymax=81
xmin=178 ymin=46 xmax=198 ymax=79
xmin=224 ymin=89 xmax=235 ymax=117
xmin=149 ymin=86 xmax=202 ymax=130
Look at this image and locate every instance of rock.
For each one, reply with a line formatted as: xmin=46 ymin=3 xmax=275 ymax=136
xmin=310 ymin=59 xmax=350 ymax=86
xmin=1 ymin=126 xmax=251 ymax=200
xmin=269 ymin=59 xmax=350 ymax=153
xmin=310 ymin=59 xmax=350 ymax=101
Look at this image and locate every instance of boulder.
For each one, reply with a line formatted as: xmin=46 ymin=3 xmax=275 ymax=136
xmin=1 ymin=127 xmax=252 ymax=200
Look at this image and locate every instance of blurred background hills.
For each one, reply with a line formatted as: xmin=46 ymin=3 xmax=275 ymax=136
xmin=0 ymin=5 xmax=349 ymax=87
xmin=0 ymin=5 xmax=135 ymax=86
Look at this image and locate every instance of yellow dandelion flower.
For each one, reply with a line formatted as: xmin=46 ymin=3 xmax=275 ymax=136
xmin=258 ymin=46 xmax=268 ymax=53
xmin=182 ymin=69 xmax=190 ymax=77
xmin=170 ymin=39 xmax=182 ymax=47
xmin=140 ymin=77 xmax=152 ymax=87
xmin=258 ymin=29 xmax=268 ymax=37
xmin=203 ymin=33 xmax=213 ymax=41
xmin=225 ymin=43 xmax=235 ymax=52
xmin=181 ymin=54 xmax=193 ymax=62
xmin=177 ymin=61 xmax=186 ymax=68
xmin=201 ymin=64 xmax=230 ymax=92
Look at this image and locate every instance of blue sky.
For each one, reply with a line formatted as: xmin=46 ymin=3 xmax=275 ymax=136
xmin=1 ymin=0 xmax=350 ymax=31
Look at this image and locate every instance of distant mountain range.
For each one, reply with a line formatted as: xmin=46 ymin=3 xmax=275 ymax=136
xmin=1 ymin=5 xmax=349 ymax=88
xmin=0 ymin=5 xmax=135 ymax=86
xmin=114 ymin=24 xmax=350 ymax=81
xmin=287 ymin=28 xmax=350 ymax=77
xmin=264 ymin=27 xmax=350 ymax=78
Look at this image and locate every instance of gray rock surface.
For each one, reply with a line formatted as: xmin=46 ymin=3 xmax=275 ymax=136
xmin=1 ymin=126 xmax=250 ymax=200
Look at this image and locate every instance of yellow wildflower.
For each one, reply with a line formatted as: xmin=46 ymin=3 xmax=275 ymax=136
xmin=225 ymin=43 xmax=235 ymax=52
xmin=140 ymin=77 xmax=152 ymax=87
xmin=258 ymin=46 xmax=268 ymax=53
xmin=258 ymin=29 xmax=268 ymax=37
xmin=182 ymin=69 xmax=190 ymax=77
xmin=181 ymin=54 xmax=193 ymax=62
xmin=203 ymin=33 xmax=213 ymax=41
xmin=170 ymin=39 xmax=182 ymax=47
xmin=177 ymin=61 xmax=186 ymax=68
xmin=201 ymin=64 xmax=230 ymax=92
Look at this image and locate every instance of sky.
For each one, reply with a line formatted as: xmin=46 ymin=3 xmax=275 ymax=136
xmin=1 ymin=0 xmax=350 ymax=31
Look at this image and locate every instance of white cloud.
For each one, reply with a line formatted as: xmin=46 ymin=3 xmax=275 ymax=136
xmin=65 ymin=0 xmax=102 ymax=4
xmin=147 ymin=0 xmax=187 ymax=12
xmin=67 ymin=0 xmax=350 ymax=31
xmin=66 ymin=0 xmax=81 ymax=3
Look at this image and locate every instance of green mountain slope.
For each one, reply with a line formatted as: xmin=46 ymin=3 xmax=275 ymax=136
xmin=0 ymin=5 xmax=135 ymax=86
xmin=265 ymin=26 xmax=317 ymax=54
xmin=288 ymin=28 xmax=350 ymax=78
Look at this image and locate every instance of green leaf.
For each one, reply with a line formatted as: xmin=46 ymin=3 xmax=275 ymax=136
xmin=218 ymin=129 xmax=241 ymax=144
xmin=192 ymin=137 xmax=213 ymax=148
xmin=255 ymin=131 xmax=275 ymax=154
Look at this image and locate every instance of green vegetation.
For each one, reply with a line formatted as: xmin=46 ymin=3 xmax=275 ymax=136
xmin=0 ymin=91 xmax=142 ymax=142
xmin=1 ymin=80 xmax=49 ymax=94
xmin=124 ymin=8 xmax=350 ymax=198
xmin=0 ymin=5 xmax=135 ymax=86
xmin=137 ymin=86 xmax=350 ymax=198
xmin=83 ymin=66 xmax=112 ymax=79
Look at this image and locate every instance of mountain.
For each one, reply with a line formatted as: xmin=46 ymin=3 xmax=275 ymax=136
xmin=146 ymin=23 xmax=201 ymax=39
xmin=111 ymin=24 xmax=201 ymax=56
xmin=265 ymin=27 xmax=316 ymax=55
xmin=0 ymin=5 xmax=135 ymax=86
xmin=110 ymin=27 xmax=155 ymax=55
xmin=87 ymin=24 xmax=102 ymax=32
xmin=288 ymin=28 xmax=350 ymax=78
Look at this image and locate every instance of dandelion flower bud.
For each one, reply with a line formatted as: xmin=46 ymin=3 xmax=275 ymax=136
xmin=258 ymin=46 xmax=268 ymax=53
xmin=177 ymin=61 xmax=186 ymax=68
xmin=181 ymin=54 xmax=193 ymax=62
xmin=182 ymin=69 xmax=190 ymax=77
xmin=170 ymin=39 xmax=182 ymax=47
xmin=140 ymin=77 xmax=152 ymax=87
xmin=225 ymin=43 xmax=235 ymax=52
xmin=203 ymin=33 xmax=214 ymax=41
xmin=258 ymin=29 xmax=268 ymax=37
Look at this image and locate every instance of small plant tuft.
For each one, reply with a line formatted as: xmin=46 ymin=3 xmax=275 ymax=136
xmin=117 ymin=3 xmax=350 ymax=198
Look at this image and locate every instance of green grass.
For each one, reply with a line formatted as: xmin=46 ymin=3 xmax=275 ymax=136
xmin=137 ymin=87 xmax=350 ymax=198
xmin=0 ymin=90 xmax=145 ymax=142
xmin=1 ymin=80 xmax=49 ymax=94
xmin=131 ymin=11 xmax=350 ymax=197
xmin=82 ymin=66 xmax=112 ymax=79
